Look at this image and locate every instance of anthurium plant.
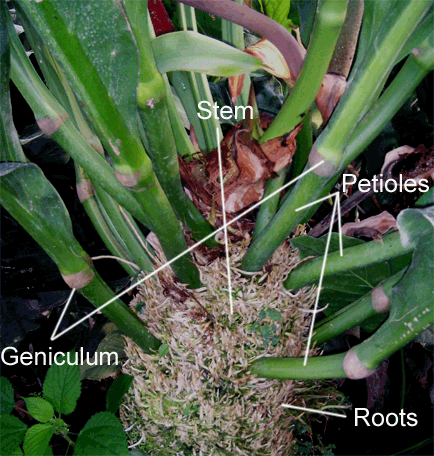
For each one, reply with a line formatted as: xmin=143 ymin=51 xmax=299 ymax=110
xmin=1 ymin=0 xmax=433 ymax=454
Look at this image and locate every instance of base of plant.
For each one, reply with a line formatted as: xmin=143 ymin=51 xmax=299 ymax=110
xmin=120 ymin=236 xmax=348 ymax=455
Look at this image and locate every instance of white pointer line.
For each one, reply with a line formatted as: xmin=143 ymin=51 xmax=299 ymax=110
xmin=51 ymin=159 xmax=325 ymax=341
xmin=281 ymin=404 xmax=347 ymax=419
xmin=296 ymin=191 xmax=343 ymax=257
xmin=302 ymin=193 xmax=342 ymax=366
xmin=216 ymin=128 xmax=234 ymax=314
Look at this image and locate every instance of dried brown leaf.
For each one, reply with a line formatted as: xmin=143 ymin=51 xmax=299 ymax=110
xmin=228 ymin=73 xmax=246 ymax=105
xmin=315 ymin=73 xmax=347 ymax=126
xmin=342 ymin=211 xmax=397 ymax=240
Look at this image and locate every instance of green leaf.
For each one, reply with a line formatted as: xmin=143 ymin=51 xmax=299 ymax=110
xmin=152 ymin=31 xmax=263 ymax=76
xmin=0 ymin=414 xmax=27 ymax=455
xmin=0 ymin=376 xmax=15 ymax=415
xmin=158 ymin=344 xmax=170 ymax=359
xmin=397 ymin=206 xmax=434 ymax=248
xmin=106 ymin=374 xmax=133 ymax=414
xmin=0 ymin=162 xmax=90 ymax=276
xmin=0 ymin=2 xmax=28 ymax=164
xmin=24 ymin=397 xmax=54 ymax=423
xmin=73 ymin=412 xmax=129 ymax=456
xmin=23 ymin=424 xmax=54 ymax=456
xmin=267 ymin=310 xmax=283 ymax=322
xmin=263 ymin=0 xmax=291 ymax=28
xmin=10 ymin=446 xmax=23 ymax=456
xmin=43 ymin=353 xmax=81 ymax=415
xmin=16 ymin=0 xmax=142 ymax=150
xmin=295 ymin=0 xmax=318 ymax=47
xmin=80 ymin=332 xmax=125 ymax=381
xmin=258 ymin=310 xmax=267 ymax=319
xmin=291 ymin=233 xmax=363 ymax=259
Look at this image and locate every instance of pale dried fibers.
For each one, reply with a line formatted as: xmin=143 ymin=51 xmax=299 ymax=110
xmin=121 ymin=236 xmax=325 ymax=455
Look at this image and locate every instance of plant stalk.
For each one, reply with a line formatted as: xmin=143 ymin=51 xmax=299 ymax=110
xmin=313 ymin=270 xmax=405 ymax=345
xmin=284 ymin=231 xmax=413 ymax=291
xmin=261 ymin=0 xmax=348 ymax=142
xmin=251 ymin=353 xmax=346 ymax=379
xmin=242 ymin=8 xmax=433 ymax=272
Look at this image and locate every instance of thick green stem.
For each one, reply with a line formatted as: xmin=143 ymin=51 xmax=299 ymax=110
xmin=312 ymin=0 xmax=431 ymax=169
xmin=344 ymin=34 xmax=434 ymax=164
xmin=91 ymin=184 xmax=155 ymax=274
xmin=125 ymin=0 xmax=215 ymax=248
xmin=9 ymin=8 xmax=200 ymax=286
xmin=242 ymin=170 xmax=333 ymax=271
xmin=251 ymin=352 xmax=346 ymax=379
xmin=261 ymin=0 xmax=348 ymax=142
xmin=80 ymin=271 xmax=160 ymax=353
xmin=17 ymin=0 xmax=201 ymax=287
xmin=348 ymin=236 xmax=434 ymax=376
xmin=242 ymin=18 xmax=433 ymax=273
xmin=75 ymin=167 xmax=138 ymax=277
xmin=284 ymin=231 xmax=413 ymax=291
xmin=290 ymin=110 xmax=313 ymax=180
xmin=252 ymin=167 xmax=287 ymax=240
xmin=313 ymin=270 xmax=405 ymax=345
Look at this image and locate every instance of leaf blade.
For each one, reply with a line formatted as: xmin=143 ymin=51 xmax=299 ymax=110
xmin=23 ymin=423 xmax=54 ymax=456
xmin=43 ymin=353 xmax=81 ymax=415
xmin=152 ymin=31 xmax=263 ymax=76
xmin=0 ymin=376 xmax=15 ymax=415
xmin=0 ymin=414 xmax=27 ymax=455
xmin=24 ymin=397 xmax=54 ymax=423
xmin=73 ymin=412 xmax=129 ymax=456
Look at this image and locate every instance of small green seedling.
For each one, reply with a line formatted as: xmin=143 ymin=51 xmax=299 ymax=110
xmin=0 ymin=353 xmax=133 ymax=456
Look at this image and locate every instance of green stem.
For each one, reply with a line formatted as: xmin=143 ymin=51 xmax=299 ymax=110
xmin=313 ymin=270 xmax=405 ymax=345
xmin=250 ymin=352 xmax=346 ymax=380
xmin=312 ymin=0 xmax=431 ymax=169
xmin=290 ymin=109 xmax=313 ymax=180
xmin=75 ymin=166 xmax=138 ymax=277
xmin=92 ymin=184 xmax=155 ymax=274
xmin=125 ymin=0 xmax=215 ymax=248
xmin=177 ymin=3 xmax=221 ymax=151
xmin=261 ymin=0 xmax=348 ymax=142
xmin=284 ymin=231 xmax=412 ymax=291
xmin=0 ymin=146 xmax=158 ymax=356
xmin=80 ymin=271 xmax=160 ymax=353
xmin=242 ymin=170 xmax=333 ymax=271
xmin=252 ymin=167 xmax=287 ymax=240
xmin=9 ymin=10 xmax=200 ymax=286
xmin=344 ymin=34 xmax=434 ymax=164
xmin=16 ymin=0 xmax=200 ymax=287
xmin=242 ymin=21 xmax=433 ymax=273
xmin=350 ymin=237 xmax=434 ymax=374
xmin=63 ymin=434 xmax=75 ymax=447
xmin=221 ymin=0 xmax=244 ymax=50
xmin=164 ymin=75 xmax=197 ymax=158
